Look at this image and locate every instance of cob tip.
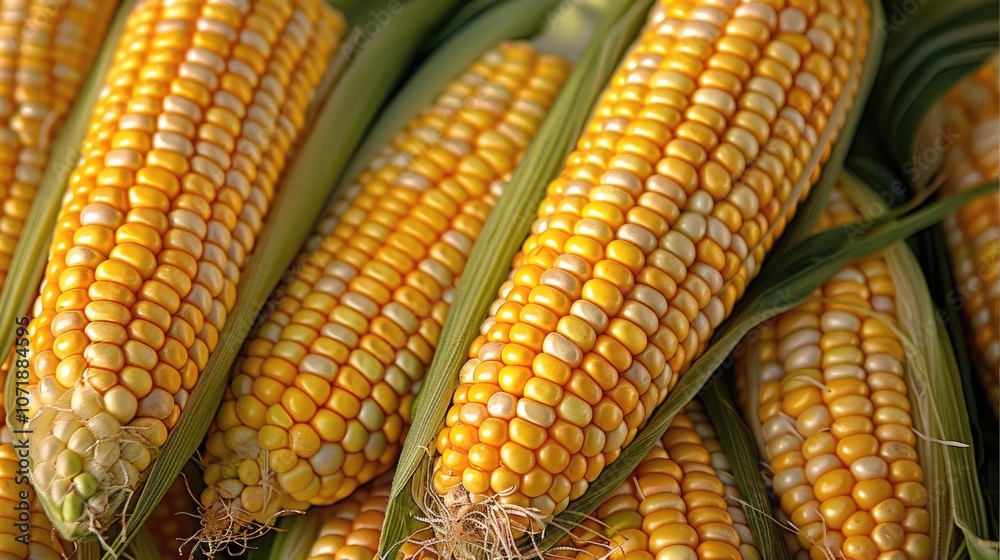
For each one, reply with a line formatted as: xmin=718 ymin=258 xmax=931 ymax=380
xmin=414 ymin=478 xmax=539 ymax=560
xmin=412 ymin=470 xmax=610 ymax=560
xmin=28 ymin=382 xmax=160 ymax=542
xmin=191 ymin=481 xmax=300 ymax=558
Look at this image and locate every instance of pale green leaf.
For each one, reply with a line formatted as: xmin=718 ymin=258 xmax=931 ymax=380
xmin=702 ymin=380 xmax=790 ymax=560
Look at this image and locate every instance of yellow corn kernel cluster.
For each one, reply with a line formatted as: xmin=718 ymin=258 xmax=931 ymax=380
xmin=938 ymin=57 xmax=1000 ymax=417
xmin=305 ymin=401 xmax=758 ymax=560
xmin=556 ymin=401 xmax=760 ymax=560
xmin=0 ymin=0 xmax=116 ymax=289
xmin=432 ymin=0 xmax=869 ymax=526
xmin=144 ymin=470 xmax=199 ymax=558
xmin=198 ymin=42 xmax=571 ymax=528
xmin=736 ymin=187 xmax=931 ymax=560
xmin=23 ymin=0 xmax=344 ymax=536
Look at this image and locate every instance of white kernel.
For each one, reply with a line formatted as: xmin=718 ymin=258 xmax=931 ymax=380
xmin=163 ymin=94 xmax=202 ymax=121
xmin=321 ymin=323 xmax=359 ymax=347
xmin=779 ymin=7 xmax=808 ymax=34
xmin=180 ymin=61 xmax=218 ymax=90
xmin=197 ymin=17 xmax=236 ymax=41
xmin=186 ymin=47 xmax=225 ymax=73
xmin=153 ymin=131 xmax=194 ymax=157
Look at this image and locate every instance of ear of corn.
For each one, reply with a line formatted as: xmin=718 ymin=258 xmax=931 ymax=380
xmin=21 ymin=0 xmax=346 ymax=540
xmin=936 ymin=56 xmax=1000 ymax=417
xmin=195 ymin=40 xmax=571 ymax=551
xmin=0 ymin=0 xmax=116 ymax=290
xmin=67 ymin=1 xmax=484 ymax=554
xmin=735 ymin=185 xmax=935 ymax=560
xmin=429 ymin=0 xmax=870 ymax=543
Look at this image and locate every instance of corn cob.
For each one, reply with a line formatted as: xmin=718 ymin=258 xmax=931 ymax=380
xmin=23 ymin=0 xmax=345 ymax=539
xmin=0 ymin=0 xmax=116 ymax=290
xmin=734 ymin=186 xmax=932 ymax=560
xmin=430 ymin=0 xmax=870 ymax=539
xmin=306 ymin=401 xmax=759 ymax=560
xmin=195 ymin=41 xmax=571 ymax=544
xmin=143 ymin=468 xmax=199 ymax=558
xmin=937 ymin=57 xmax=1000 ymax=417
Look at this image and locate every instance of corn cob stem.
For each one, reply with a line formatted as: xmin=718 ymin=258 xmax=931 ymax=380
xmin=735 ymin=186 xmax=933 ymax=560
xmin=23 ymin=0 xmax=345 ymax=540
xmin=937 ymin=56 xmax=1000 ymax=418
xmin=428 ymin=0 xmax=869 ymax=553
xmin=193 ymin=41 xmax=571 ymax=555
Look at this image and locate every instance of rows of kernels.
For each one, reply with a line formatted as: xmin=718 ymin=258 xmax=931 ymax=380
xmin=145 ymin=471 xmax=199 ymax=557
xmin=554 ymin=401 xmax=759 ymax=560
xmin=742 ymin=188 xmax=931 ymax=560
xmin=24 ymin=0 xmax=344 ymax=530
xmin=0 ymin=0 xmax=115 ymax=288
xmin=938 ymin=57 xmax=1000 ymax=417
xmin=199 ymin=42 xmax=572 ymax=524
xmin=433 ymin=0 xmax=869 ymax=524
xmin=735 ymin=324 xmax=811 ymax=560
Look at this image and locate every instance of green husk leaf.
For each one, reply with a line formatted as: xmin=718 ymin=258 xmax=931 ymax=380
xmin=859 ymin=0 xmax=999 ymax=176
xmin=913 ymin=222 xmax=1000 ymax=534
xmin=527 ymin=0 xmax=884 ymax=550
xmin=702 ymin=379 xmax=790 ymax=560
xmin=52 ymin=0 xmax=469 ymax=556
xmin=840 ymin=175 xmax=998 ymax=559
xmin=427 ymin=0 xmax=507 ymax=49
xmin=377 ymin=2 xmax=657 ymax=559
xmin=0 ymin=0 xmax=139 ymax=426
xmin=531 ymin=165 xmax=994 ymax=551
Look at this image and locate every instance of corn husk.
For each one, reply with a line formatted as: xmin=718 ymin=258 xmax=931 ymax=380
xmin=872 ymin=0 xmax=999 ymax=174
